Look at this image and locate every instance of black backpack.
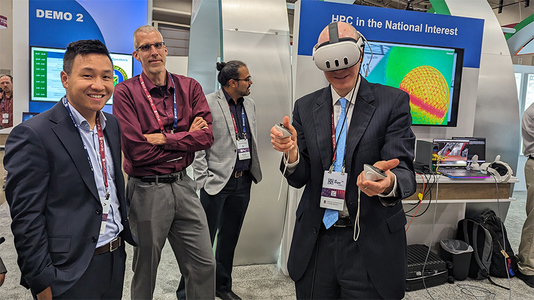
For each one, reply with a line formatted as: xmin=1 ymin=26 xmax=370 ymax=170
xmin=457 ymin=209 xmax=517 ymax=287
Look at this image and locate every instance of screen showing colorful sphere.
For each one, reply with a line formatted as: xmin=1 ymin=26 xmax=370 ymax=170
xmin=361 ymin=41 xmax=463 ymax=127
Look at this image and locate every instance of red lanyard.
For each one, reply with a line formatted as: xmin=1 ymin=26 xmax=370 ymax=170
xmin=140 ymin=76 xmax=165 ymax=132
xmin=227 ymin=102 xmax=247 ymax=140
xmin=95 ymin=113 xmax=109 ymax=199
xmin=230 ymin=111 xmax=239 ymax=137
xmin=1 ymin=93 xmax=9 ymax=111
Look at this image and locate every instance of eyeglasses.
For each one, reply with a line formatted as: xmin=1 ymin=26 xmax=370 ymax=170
xmin=234 ymin=76 xmax=252 ymax=82
xmin=136 ymin=42 xmax=166 ymax=52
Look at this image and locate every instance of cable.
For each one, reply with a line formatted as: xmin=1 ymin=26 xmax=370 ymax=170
xmin=405 ymin=173 xmax=437 ymax=217
xmin=405 ymin=200 xmax=422 ymax=232
xmin=490 ymin=173 xmax=512 ymax=299
xmin=421 ymin=173 xmax=440 ymax=300
xmin=457 ymin=283 xmax=496 ymax=300
xmin=277 ymin=152 xmax=290 ymax=202
xmin=433 ymin=154 xmax=447 ymax=175
xmin=405 ymin=173 xmax=425 ymax=232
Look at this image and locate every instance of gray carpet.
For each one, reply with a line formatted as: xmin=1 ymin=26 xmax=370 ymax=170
xmin=0 ymin=192 xmax=532 ymax=299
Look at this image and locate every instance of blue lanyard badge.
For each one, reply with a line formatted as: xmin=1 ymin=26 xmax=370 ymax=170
xmin=241 ymin=107 xmax=247 ymax=138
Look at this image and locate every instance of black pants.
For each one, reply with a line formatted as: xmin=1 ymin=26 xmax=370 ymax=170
xmin=295 ymin=226 xmax=383 ymax=299
xmin=54 ymin=244 xmax=126 ymax=299
xmin=177 ymin=174 xmax=252 ymax=298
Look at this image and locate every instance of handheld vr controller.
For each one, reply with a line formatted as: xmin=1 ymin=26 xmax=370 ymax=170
xmin=364 ymin=164 xmax=387 ymax=181
xmin=274 ymin=123 xmax=292 ymax=138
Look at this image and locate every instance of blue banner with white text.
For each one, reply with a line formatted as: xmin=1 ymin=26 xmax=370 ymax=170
xmin=298 ymin=1 xmax=484 ymax=68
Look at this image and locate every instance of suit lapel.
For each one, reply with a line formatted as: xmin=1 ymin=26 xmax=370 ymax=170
xmin=243 ymin=97 xmax=256 ymax=138
xmin=345 ymin=78 xmax=375 ymax=172
xmin=313 ymin=88 xmax=334 ymax=170
xmin=216 ymin=89 xmax=238 ymax=148
xmin=50 ymin=103 xmax=100 ymax=202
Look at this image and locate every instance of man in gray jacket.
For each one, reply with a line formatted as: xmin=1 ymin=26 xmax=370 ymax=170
xmin=178 ymin=60 xmax=262 ymax=300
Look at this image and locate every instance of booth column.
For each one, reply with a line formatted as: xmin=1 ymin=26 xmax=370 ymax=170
xmin=188 ymin=0 xmax=293 ymax=265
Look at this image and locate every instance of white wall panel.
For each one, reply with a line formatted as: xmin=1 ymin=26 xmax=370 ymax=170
xmin=221 ymin=0 xmax=293 ymax=265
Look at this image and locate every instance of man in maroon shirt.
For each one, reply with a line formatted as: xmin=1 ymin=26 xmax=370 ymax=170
xmin=113 ymin=25 xmax=216 ymax=300
xmin=0 ymin=75 xmax=13 ymax=128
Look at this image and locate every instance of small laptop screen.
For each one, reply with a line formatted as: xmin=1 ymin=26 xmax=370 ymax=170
xmin=432 ymin=139 xmax=470 ymax=167
xmin=22 ymin=112 xmax=39 ymax=122
xmin=452 ymin=137 xmax=486 ymax=163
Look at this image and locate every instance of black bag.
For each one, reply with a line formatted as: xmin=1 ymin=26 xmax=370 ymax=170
xmin=457 ymin=209 xmax=517 ymax=287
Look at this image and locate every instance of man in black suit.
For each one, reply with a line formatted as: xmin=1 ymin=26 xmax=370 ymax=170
xmin=271 ymin=22 xmax=416 ymax=299
xmin=4 ymin=39 xmax=136 ymax=299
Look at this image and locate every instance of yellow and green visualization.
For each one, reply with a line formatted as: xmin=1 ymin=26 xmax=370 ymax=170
xmin=400 ymin=66 xmax=450 ymax=124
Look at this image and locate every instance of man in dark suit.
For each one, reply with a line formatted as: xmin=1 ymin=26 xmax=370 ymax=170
xmin=4 ymin=39 xmax=136 ymax=299
xmin=271 ymin=22 xmax=416 ymax=299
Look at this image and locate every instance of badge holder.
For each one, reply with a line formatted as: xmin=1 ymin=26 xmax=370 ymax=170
xmin=237 ymin=139 xmax=251 ymax=160
xmin=99 ymin=194 xmax=112 ymax=234
xmin=320 ymin=164 xmax=347 ymax=211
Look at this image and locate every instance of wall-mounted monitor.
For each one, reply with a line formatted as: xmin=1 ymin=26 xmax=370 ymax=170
xmin=361 ymin=41 xmax=464 ymax=127
xmin=30 ymin=46 xmax=133 ymax=104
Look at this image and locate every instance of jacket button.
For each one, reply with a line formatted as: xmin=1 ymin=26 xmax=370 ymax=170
xmin=96 ymin=209 xmax=102 ymax=215
xmin=349 ymin=201 xmax=354 ymax=205
xmin=313 ymin=228 xmax=317 ymax=234
xmin=92 ymin=236 xmax=97 ymax=243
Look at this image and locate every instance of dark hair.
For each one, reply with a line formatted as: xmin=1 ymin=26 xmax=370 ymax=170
xmin=0 ymin=74 xmax=12 ymax=83
xmin=216 ymin=60 xmax=246 ymax=86
xmin=63 ymin=40 xmax=112 ymax=74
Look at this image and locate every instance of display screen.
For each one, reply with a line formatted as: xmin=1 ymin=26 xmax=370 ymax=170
xmin=452 ymin=137 xmax=486 ymax=163
xmin=30 ymin=46 xmax=133 ymax=104
xmin=361 ymin=41 xmax=464 ymax=127
xmin=22 ymin=112 xmax=39 ymax=122
xmin=432 ymin=139 xmax=470 ymax=167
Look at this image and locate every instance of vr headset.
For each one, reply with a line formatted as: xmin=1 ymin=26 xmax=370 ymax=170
xmin=312 ymin=22 xmax=366 ymax=72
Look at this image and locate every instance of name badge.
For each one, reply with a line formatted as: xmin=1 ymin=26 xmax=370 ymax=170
xmin=2 ymin=114 xmax=8 ymax=119
xmin=99 ymin=197 xmax=112 ymax=234
xmin=320 ymin=170 xmax=347 ymax=211
xmin=237 ymin=139 xmax=251 ymax=160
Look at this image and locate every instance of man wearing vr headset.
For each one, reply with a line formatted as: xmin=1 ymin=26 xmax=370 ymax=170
xmin=271 ymin=22 xmax=415 ymax=299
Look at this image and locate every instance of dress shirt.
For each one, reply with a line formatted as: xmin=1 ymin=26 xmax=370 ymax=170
xmin=67 ymin=103 xmax=122 ymax=247
xmin=0 ymin=92 xmax=13 ymax=128
xmin=113 ymin=71 xmax=214 ymax=176
xmin=222 ymin=88 xmax=251 ymax=172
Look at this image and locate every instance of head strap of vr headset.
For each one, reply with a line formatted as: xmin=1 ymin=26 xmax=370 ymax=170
xmin=316 ymin=22 xmax=359 ymax=49
xmin=329 ymin=22 xmax=339 ymax=44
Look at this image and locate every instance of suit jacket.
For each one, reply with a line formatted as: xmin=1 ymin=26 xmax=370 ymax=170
xmin=285 ymin=78 xmax=416 ymax=299
xmin=194 ymin=88 xmax=262 ymax=194
xmin=4 ymin=102 xmax=136 ymax=296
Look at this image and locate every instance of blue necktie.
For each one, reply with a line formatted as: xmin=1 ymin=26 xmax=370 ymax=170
xmin=323 ymin=98 xmax=347 ymax=229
